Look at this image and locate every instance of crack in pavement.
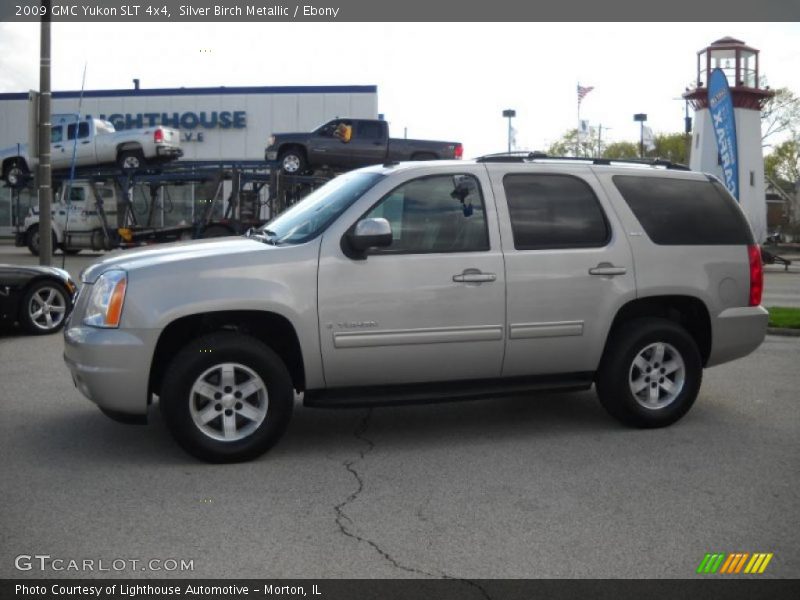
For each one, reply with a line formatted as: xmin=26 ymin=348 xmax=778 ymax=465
xmin=332 ymin=409 xmax=494 ymax=600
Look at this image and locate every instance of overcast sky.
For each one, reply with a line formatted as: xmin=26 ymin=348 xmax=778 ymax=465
xmin=0 ymin=22 xmax=798 ymax=157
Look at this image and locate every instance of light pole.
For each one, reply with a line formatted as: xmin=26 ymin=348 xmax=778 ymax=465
xmin=38 ymin=0 xmax=53 ymax=264
xmin=502 ymin=109 xmax=516 ymax=153
xmin=633 ymin=113 xmax=648 ymax=158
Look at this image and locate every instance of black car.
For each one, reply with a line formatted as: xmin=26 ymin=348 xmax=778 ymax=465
xmin=0 ymin=264 xmax=78 ymax=334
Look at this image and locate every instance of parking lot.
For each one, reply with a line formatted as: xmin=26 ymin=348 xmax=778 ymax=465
xmin=1 ymin=244 xmax=799 ymax=580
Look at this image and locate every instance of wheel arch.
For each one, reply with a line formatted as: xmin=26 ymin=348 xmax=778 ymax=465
xmin=278 ymin=143 xmax=307 ymax=160
xmin=149 ymin=310 xmax=306 ymax=400
xmin=116 ymin=142 xmax=143 ymax=156
xmin=602 ymin=295 xmax=712 ymax=367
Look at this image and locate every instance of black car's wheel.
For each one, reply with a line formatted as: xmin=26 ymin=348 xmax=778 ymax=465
xmin=118 ymin=150 xmax=145 ymax=171
xmin=4 ymin=160 xmax=30 ymax=188
xmin=159 ymin=332 xmax=294 ymax=462
xmin=26 ymin=225 xmax=57 ymax=257
xmin=595 ymin=318 xmax=702 ymax=428
xmin=279 ymin=149 xmax=307 ymax=174
xmin=20 ymin=279 xmax=70 ymax=334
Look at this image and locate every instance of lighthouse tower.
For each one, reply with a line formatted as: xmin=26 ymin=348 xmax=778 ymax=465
xmin=684 ymin=37 xmax=773 ymax=242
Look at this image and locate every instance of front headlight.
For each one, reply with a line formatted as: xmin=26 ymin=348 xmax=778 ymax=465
xmin=83 ymin=270 xmax=127 ymax=328
xmin=268 ymin=135 xmax=275 ymax=147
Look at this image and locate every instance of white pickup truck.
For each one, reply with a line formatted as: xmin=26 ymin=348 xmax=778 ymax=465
xmin=0 ymin=114 xmax=182 ymax=187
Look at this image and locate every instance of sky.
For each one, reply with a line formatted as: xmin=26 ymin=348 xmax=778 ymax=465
xmin=0 ymin=22 xmax=798 ymax=158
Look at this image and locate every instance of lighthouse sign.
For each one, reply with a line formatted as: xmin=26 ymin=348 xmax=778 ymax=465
xmin=708 ymin=68 xmax=740 ymax=200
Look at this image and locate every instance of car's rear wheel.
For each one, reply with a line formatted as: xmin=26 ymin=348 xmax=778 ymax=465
xmin=159 ymin=332 xmax=294 ymax=462
xmin=20 ymin=280 xmax=70 ymax=334
xmin=118 ymin=150 xmax=145 ymax=171
xmin=595 ymin=318 xmax=702 ymax=428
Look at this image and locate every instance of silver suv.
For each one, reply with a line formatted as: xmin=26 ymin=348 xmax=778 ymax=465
xmin=64 ymin=155 xmax=768 ymax=462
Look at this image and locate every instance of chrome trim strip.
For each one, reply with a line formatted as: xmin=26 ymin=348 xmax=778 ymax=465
xmin=334 ymin=325 xmax=504 ymax=349
xmin=509 ymin=321 xmax=584 ymax=339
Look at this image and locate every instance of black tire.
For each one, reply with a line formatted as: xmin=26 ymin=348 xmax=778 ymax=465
xmin=4 ymin=160 xmax=30 ymax=188
xmin=26 ymin=225 xmax=57 ymax=257
xmin=278 ymin=148 xmax=307 ymax=174
xmin=200 ymin=224 xmax=234 ymax=238
xmin=19 ymin=279 xmax=71 ymax=335
xmin=118 ymin=150 xmax=145 ymax=171
xmin=595 ymin=318 xmax=702 ymax=428
xmin=159 ymin=332 xmax=294 ymax=462
xmin=411 ymin=152 xmax=437 ymax=161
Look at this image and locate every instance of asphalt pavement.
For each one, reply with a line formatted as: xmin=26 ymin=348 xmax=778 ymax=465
xmin=1 ymin=244 xmax=799 ymax=580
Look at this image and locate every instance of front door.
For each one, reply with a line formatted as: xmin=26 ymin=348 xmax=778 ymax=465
xmin=307 ymin=119 xmax=352 ymax=169
xmin=317 ymin=170 xmax=506 ymax=387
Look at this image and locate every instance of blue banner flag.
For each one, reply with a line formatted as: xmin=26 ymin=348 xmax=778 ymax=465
xmin=708 ymin=68 xmax=739 ymax=200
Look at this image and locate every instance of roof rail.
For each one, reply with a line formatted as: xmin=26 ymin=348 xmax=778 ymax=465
xmin=475 ymin=152 xmax=691 ymax=171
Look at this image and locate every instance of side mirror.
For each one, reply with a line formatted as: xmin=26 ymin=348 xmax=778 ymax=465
xmin=348 ymin=218 xmax=392 ymax=252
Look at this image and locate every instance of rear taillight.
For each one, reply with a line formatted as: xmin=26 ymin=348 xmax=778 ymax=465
xmin=454 ymin=143 xmax=463 ymax=159
xmin=748 ymin=244 xmax=763 ymax=306
xmin=154 ymin=128 xmax=164 ymax=143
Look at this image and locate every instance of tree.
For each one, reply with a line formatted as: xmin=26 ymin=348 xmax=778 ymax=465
xmin=764 ymin=138 xmax=800 ymax=183
xmin=547 ymin=128 xmax=600 ymax=157
xmin=602 ymin=141 xmax=639 ymax=159
xmin=761 ymin=87 xmax=800 ymax=147
xmin=648 ymin=133 xmax=690 ymax=165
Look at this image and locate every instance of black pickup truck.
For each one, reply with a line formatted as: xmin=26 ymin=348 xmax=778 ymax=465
xmin=265 ymin=118 xmax=463 ymax=173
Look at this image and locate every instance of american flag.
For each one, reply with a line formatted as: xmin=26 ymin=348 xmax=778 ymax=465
xmin=577 ymin=85 xmax=594 ymax=104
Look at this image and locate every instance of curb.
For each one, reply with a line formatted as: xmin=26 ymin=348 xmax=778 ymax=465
xmin=767 ymin=327 xmax=800 ymax=337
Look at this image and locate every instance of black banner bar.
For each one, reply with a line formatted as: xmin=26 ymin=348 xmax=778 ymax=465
xmin=2 ymin=0 xmax=800 ymax=22
xmin=3 ymin=579 xmax=800 ymax=600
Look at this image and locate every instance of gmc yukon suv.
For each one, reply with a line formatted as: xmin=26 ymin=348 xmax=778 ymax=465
xmin=1 ymin=114 xmax=182 ymax=187
xmin=265 ymin=118 xmax=463 ymax=174
xmin=64 ymin=155 xmax=767 ymax=462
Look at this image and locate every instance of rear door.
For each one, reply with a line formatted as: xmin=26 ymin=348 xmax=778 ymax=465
xmin=487 ymin=165 xmax=637 ymax=377
xmin=66 ymin=121 xmax=95 ymax=166
xmin=349 ymin=120 xmax=388 ymax=166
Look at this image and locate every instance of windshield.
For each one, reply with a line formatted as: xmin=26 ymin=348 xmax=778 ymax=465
xmin=261 ymin=171 xmax=385 ymax=244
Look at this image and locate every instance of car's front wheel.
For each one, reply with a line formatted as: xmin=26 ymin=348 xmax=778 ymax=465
xmin=159 ymin=332 xmax=294 ymax=462
xmin=595 ymin=318 xmax=702 ymax=428
xmin=20 ymin=280 xmax=70 ymax=334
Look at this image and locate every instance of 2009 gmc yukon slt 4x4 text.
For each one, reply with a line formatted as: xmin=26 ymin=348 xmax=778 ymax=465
xmin=64 ymin=156 xmax=767 ymax=462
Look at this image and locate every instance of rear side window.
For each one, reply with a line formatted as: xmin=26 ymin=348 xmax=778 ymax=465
xmin=613 ymin=175 xmax=754 ymax=245
xmin=503 ymin=174 xmax=609 ymax=250
xmin=356 ymin=121 xmax=383 ymax=140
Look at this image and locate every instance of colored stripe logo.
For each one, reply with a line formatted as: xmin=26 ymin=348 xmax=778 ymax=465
xmin=697 ymin=552 xmax=773 ymax=574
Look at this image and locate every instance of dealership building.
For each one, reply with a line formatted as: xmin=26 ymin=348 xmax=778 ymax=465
xmin=0 ymin=84 xmax=378 ymax=236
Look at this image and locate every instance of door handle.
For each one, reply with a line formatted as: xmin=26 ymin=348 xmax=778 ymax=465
xmin=81 ymin=140 xmax=90 ymax=144
xmin=453 ymin=269 xmax=496 ymax=283
xmin=589 ymin=262 xmax=627 ymax=276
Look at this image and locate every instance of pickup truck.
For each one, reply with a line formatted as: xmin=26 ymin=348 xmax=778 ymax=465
xmin=265 ymin=118 xmax=462 ymax=174
xmin=64 ymin=156 xmax=767 ymax=462
xmin=0 ymin=114 xmax=182 ymax=188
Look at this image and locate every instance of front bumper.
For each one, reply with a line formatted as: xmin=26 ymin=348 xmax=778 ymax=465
xmin=707 ymin=305 xmax=769 ymax=367
xmin=63 ymin=325 xmax=159 ymax=417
